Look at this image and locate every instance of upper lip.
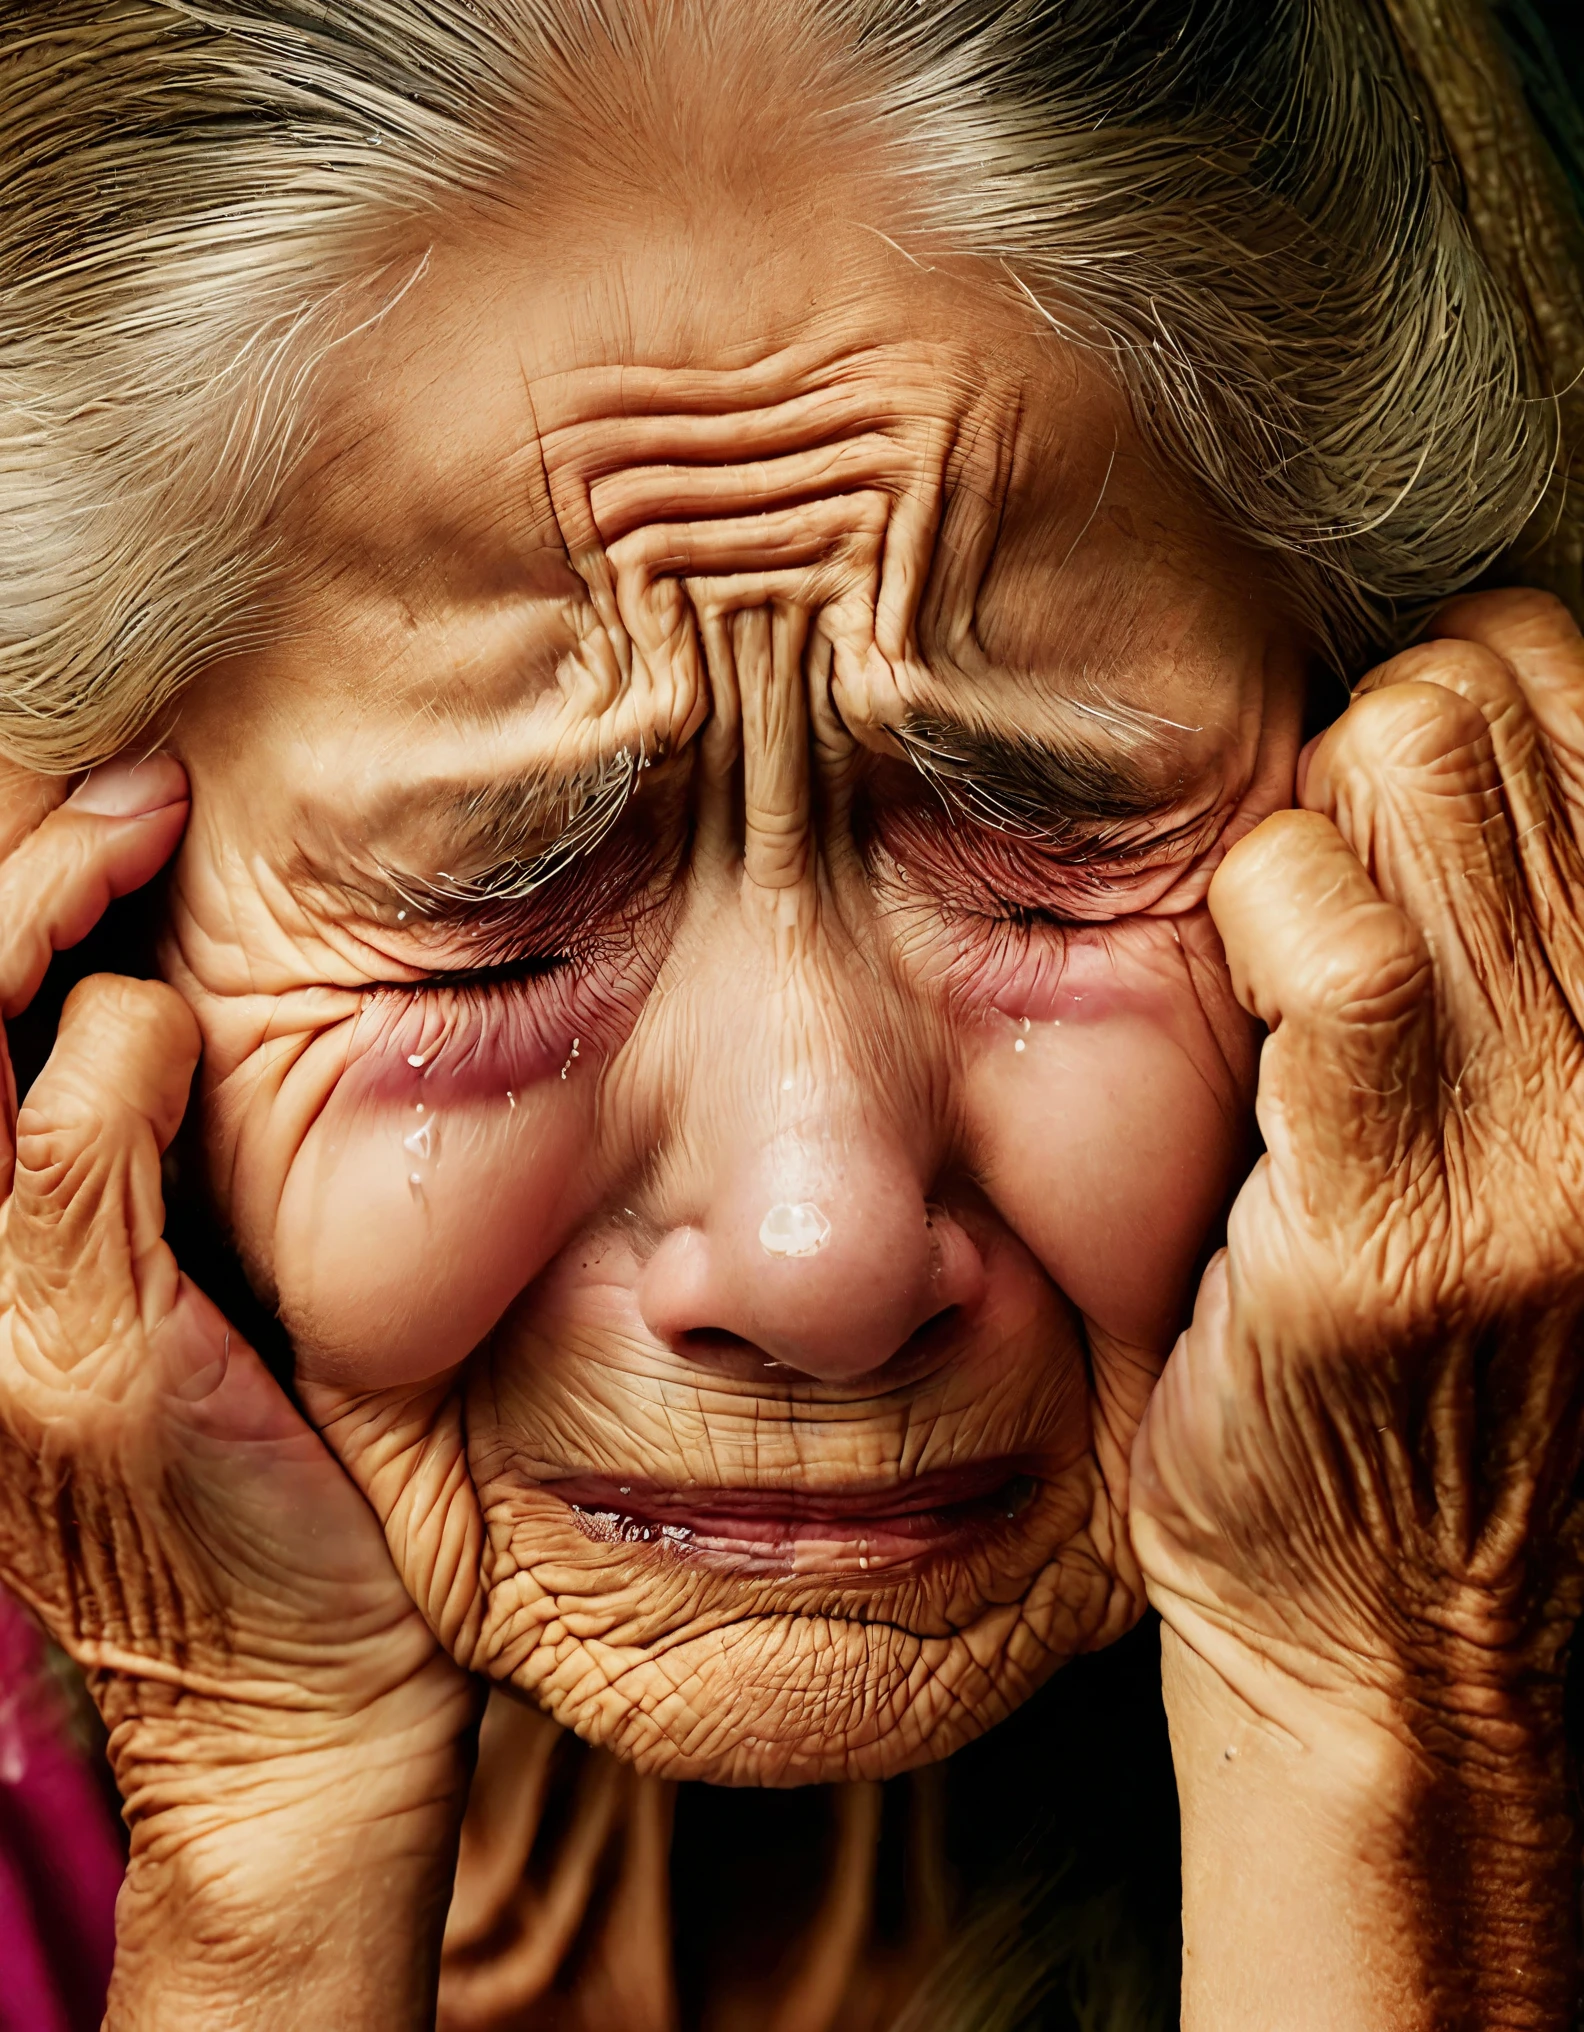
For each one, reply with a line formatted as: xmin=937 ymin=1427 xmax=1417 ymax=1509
xmin=543 ymin=1458 xmax=1029 ymax=1525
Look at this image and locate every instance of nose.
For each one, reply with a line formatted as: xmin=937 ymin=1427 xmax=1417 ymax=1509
xmin=637 ymin=1127 xmax=987 ymax=1382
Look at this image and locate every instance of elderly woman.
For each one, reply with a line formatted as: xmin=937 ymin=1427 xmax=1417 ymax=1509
xmin=3 ymin=0 xmax=1584 ymax=2024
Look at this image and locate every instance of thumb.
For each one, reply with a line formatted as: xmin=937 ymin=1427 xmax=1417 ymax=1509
xmin=1208 ymin=809 xmax=1439 ymax=1233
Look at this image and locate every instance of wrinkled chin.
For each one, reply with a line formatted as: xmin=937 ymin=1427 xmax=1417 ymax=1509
xmin=504 ymin=1597 xmax=1115 ymax=1785
xmin=464 ymin=1474 xmax=1137 ymax=1785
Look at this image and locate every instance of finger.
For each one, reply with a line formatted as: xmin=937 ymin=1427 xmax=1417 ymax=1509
xmin=0 ymin=754 xmax=188 ymax=1019
xmin=1301 ymin=679 xmax=1567 ymax=1114
xmin=1353 ymin=633 xmax=1584 ymax=1024
xmin=0 ymin=761 xmax=66 ymax=862
xmin=8 ymin=974 xmax=200 ymax=1370
xmin=1433 ymin=589 xmax=1584 ymax=820
xmin=1208 ymin=808 xmax=1438 ymax=1220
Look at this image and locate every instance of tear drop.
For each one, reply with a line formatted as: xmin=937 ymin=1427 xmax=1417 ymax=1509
xmin=759 ymin=1202 xmax=831 ymax=1258
xmin=402 ymin=1116 xmax=436 ymax=1161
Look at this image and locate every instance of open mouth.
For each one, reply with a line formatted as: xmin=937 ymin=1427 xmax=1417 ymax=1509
xmin=545 ymin=1460 xmax=1042 ymax=1576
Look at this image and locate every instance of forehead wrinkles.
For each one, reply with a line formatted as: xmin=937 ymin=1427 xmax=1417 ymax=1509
xmin=519 ymin=343 xmax=1026 ymax=898
xmin=531 ymin=339 xmax=1013 ymax=656
xmin=520 ymin=343 xmax=1025 ymax=832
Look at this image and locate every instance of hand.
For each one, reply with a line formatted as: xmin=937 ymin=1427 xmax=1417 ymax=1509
xmin=1130 ymin=590 xmax=1584 ymax=2031
xmin=0 ymin=755 xmax=477 ymax=2029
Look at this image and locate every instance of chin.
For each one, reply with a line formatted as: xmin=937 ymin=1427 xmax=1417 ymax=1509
xmin=465 ymin=1455 xmax=1138 ymax=1785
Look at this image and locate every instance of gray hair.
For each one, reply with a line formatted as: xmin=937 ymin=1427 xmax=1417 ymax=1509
xmin=0 ymin=0 xmax=1571 ymax=770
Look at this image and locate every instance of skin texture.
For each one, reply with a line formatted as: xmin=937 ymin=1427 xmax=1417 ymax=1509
xmin=0 ymin=759 xmax=476 ymax=2027
xmin=1135 ymin=592 xmax=1584 ymax=2029
xmin=0 ymin=119 xmax=1580 ymax=2032
xmin=162 ymin=200 xmax=1298 ymax=1784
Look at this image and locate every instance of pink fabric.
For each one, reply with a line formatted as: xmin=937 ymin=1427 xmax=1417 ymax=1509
xmin=0 ymin=1590 xmax=122 ymax=2032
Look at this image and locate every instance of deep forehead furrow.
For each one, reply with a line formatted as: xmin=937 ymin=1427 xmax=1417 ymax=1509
xmin=530 ymin=346 xmax=1024 ymax=766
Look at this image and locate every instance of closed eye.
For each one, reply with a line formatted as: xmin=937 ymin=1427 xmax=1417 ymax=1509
xmin=860 ymin=777 xmax=1225 ymax=927
xmin=371 ymin=804 xmax=688 ymax=987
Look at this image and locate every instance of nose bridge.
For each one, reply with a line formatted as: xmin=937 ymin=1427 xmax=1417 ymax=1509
xmin=677 ymin=848 xmax=909 ymax=1194
xmin=614 ymin=545 xmax=955 ymax=1368
xmin=706 ymin=595 xmax=816 ymax=894
xmin=632 ymin=850 xmax=974 ymax=1382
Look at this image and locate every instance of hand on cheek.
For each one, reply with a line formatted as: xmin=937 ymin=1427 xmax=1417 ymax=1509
xmin=1131 ymin=592 xmax=1584 ymax=2032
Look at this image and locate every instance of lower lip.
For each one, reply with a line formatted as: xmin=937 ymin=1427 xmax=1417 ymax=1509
xmin=545 ymin=1466 xmax=1041 ymax=1577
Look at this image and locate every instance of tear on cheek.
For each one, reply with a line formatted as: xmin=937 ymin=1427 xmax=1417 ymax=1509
xmin=274 ymin=1011 xmax=602 ymax=1389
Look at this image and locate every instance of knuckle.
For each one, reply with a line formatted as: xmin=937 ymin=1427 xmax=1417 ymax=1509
xmin=13 ymin=1102 xmax=111 ymax=1207
xmin=59 ymin=973 xmax=201 ymax=1069
xmin=1440 ymin=586 xmax=1576 ymax=641
xmin=1213 ymin=811 xmax=1432 ymax=1026
xmin=0 ymin=813 xmax=95 ymax=913
xmin=1362 ymin=639 xmax=1515 ymax=708
xmin=1211 ymin=809 xmax=1348 ymax=928
xmin=1216 ymin=806 xmax=1334 ymax=887
xmin=16 ymin=979 xmax=196 ymax=1194
xmin=1288 ymin=902 xmax=1431 ymax=1028
xmin=62 ymin=971 xmax=183 ymax=1031
xmin=1327 ymin=679 xmax=1492 ymax=780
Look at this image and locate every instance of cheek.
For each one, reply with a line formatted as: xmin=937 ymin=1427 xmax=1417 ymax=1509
xmin=964 ymin=915 xmax=1257 ymax=1352
xmin=275 ymin=1075 xmax=593 ymax=1391
xmin=213 ymin=987 xmax=611 ymax=1391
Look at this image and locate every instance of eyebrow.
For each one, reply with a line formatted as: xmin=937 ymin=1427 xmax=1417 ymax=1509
xmin=371 ymin=747 xmax=643 ymax=919
xmin=889 ymin=710 xmax=1191 ymax=849
xmin=346 ymin=700 xmax=1199 ymax=924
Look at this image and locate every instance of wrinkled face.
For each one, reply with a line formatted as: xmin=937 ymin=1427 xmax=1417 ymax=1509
xmin=162 ymin=176 xmax=1302 ymax=1783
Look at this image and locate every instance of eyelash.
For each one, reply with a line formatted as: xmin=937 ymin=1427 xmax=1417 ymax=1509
xmin=397 ymin=950 xmax=574 ymax=998
xmin=863 ymin=804 xmax=1199 ymax=930
xmin=386 ymin=815 xmax=686 ymax=995
xmin=358 ymin=787 xmax=1210 ymax=1073
xmin=360 ymin=845 xmax=685 ymax=1094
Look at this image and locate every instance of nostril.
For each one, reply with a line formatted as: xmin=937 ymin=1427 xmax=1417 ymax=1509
xmin=638 ymin=1188 xmax=988 ymax=1384
xmin=672 ymin=1306 xmax=964 ymax=1380
xmin=893 ymin=1302 xmax=961 ymax=1364
xmin=674 ymin=1326 xmax=769 ymax=1366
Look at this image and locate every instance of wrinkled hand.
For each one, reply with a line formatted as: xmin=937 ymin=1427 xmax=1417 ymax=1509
xmin=1131 ymin=590 xmax=1584 ymax=2024
xmin=0 ymin=755 xmax=475 ymax=2024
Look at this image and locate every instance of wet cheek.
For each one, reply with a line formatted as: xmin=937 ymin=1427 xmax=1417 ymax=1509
xmin=266 ymin=996 xmax=604 ymax=1390
xmin=966 ymin=931 xmax=1257 ymax=1352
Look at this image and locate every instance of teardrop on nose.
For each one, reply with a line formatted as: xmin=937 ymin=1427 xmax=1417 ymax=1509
xmin=758 ymin=1201 xmax=831 ymax=1258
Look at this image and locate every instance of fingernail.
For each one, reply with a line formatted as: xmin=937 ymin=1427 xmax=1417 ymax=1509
xmin=67 ymin=754 xmax=188 ymax=818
